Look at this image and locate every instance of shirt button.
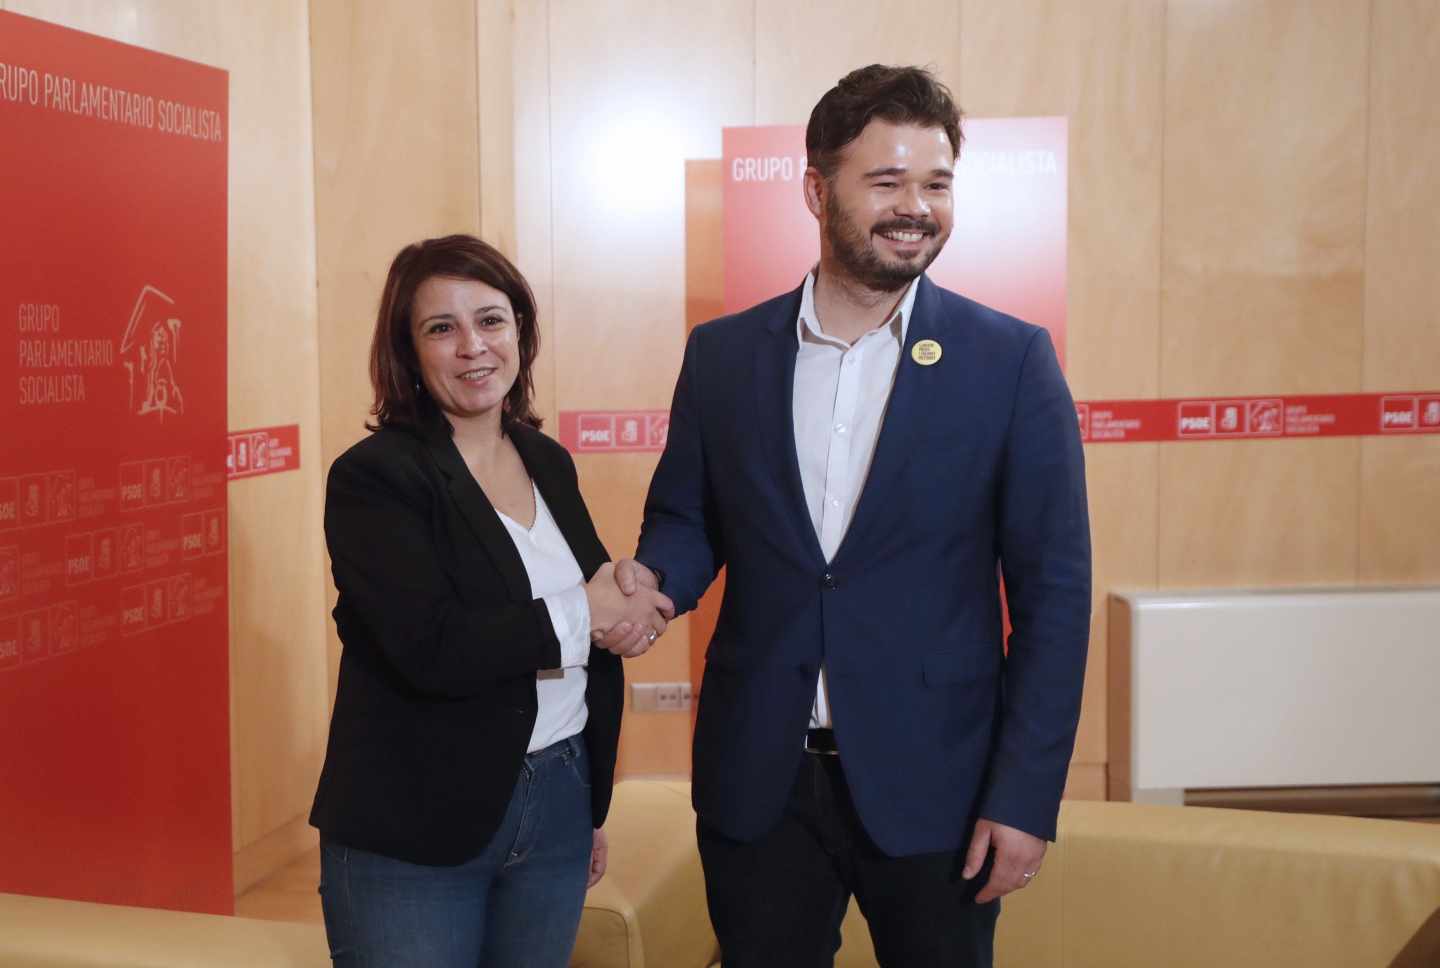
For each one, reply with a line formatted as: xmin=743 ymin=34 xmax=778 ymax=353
xmin=830 ymin=498 xmax=841 ymax=509
xmin=834 ymin=423 xmax=847 ymax=435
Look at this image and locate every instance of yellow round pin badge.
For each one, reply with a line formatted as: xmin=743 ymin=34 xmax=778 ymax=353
xmin=911 ymin=339 xmax=943 ymax=366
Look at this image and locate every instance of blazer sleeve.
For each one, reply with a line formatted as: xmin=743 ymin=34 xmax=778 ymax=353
xmin=325 ymin=446 xmax=563 ymax=698
xmin=635 ymin=326 xmax=725 ymax=615
xmin=979 ymin=327 xmax=1093 ymax=841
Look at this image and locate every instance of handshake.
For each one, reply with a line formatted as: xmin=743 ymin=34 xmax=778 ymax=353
xmin=584 ymin=559 xmax=674 ymax=658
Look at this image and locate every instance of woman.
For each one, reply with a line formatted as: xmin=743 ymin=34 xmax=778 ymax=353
xmin=310 ymin=234 xmax=673 ymax=967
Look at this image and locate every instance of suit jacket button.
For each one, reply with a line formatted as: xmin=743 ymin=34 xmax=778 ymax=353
xmin=821 ymin=573 xmax=837 ymax=590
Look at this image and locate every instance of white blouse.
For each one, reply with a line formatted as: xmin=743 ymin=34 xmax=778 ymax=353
xmin=495 ymin=483 xmax=591 ymax=753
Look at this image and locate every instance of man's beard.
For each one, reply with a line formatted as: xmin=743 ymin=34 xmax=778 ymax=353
xmin=824 ymin=189 xmax=947 ymax=293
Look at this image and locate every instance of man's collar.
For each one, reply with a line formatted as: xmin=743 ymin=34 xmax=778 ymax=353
xmin=797 ymin=269 xmax=919 ymax=347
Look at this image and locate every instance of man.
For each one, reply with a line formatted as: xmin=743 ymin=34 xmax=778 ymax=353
xmin=602 ymin=65 xmax=1090 ymax=966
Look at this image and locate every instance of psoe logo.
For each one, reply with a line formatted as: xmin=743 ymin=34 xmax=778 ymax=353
xmin=1074 ymin=404 xmax=1090 ymax=441
xmin=0 ymin=619 xmax=18 ymax=671
xmin=1380 ymin=396 xmax=1418 ymax=432
xmin=64 ymin=532 xmax=93 ymax=586
xmin=1177 ymin=402 xmax=1215 ymax=437
xmin=577 ymin=415 xmax=614 ymax=450
xmin=121 ymin=585 xmax=148 ymax=634
xmin=121 ymin=285 xmax=185 ymax=421
xmin=0 ymin=477 xmax=16 ymax=529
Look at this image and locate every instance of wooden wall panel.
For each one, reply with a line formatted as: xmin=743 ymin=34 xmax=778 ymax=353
xmin=1161 ymin=0 xmax=1369 ymax=398
xmin=546 ymin=0 xmax=753 ymax=413
xmin=960 ymin=2 xmax=1164 ymax=778
xmin=545 ymin=0 xmax=754 ymax=775
xmin=961 ymin=0 xmax=1165 ymax=402
xmin=1359 ymin=2 xmax=1440 ymax=590
xmin=3 ymin=0 xmax=329 ymax=888
xmin=1157 ymin=1 xmax=1370 ymax=614
xmin=512 ymin=0 xmax=557 ymax=428
xmin=309 ymin=0 xmax=482 ymax=700
xmin=1359 ymin=439 xmax=1440 ymax=584
xmin=477 ymin=0 xmax=517 ymax=262
xmin=218 ymin=0 xmax=327 ymax=886
xmin=1073 ymin=446 xmax=1159 ymax=766
xmin=754 ymin=1 xmax=961 ymax=126
xmin=1158 ymin=440 xmax=1361 ymax=587
xmin=1363 ymin=0 xmax=1440 ymax=392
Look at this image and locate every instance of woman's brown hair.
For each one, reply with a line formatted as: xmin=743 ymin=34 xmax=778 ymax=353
xmin=368 ymin=234 xmax=542 ymax=433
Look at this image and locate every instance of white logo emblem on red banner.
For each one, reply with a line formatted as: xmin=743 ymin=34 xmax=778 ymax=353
xmin=1178 ymin=402 xmax=1215 ymax=437
xmin=1248 ymin=400 xmax=1283 ymax=435
xmin=1381 ymin=396 xmax=1419 ymax=432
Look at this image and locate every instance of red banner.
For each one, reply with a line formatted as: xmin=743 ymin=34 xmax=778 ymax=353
xmin=227 ymin=424 xmax=301 ymax=479
xmin=1079 ymin=392 xmax=1440 ymax=443
xmin=0 ymin=12 xmax=231 ymax=913
xmin=723 ymin=118 xmax=1068 ymax=365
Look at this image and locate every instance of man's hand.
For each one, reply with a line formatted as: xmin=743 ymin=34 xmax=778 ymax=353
xmin=587 ymin=827 xmax=608 ymax=888
xmin=585 ymin=560 xmax=673 ymax=658
xmin=591 ymin=559 xmax=672 ymax=658
xmin=963 ymin=818 xmax=1047 ymax=904
xmin=612 ymin=558 xmax=657 ymax=596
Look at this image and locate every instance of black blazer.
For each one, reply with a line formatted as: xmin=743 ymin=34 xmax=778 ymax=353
xmin=309 ymin=419 xmax=622 ymax=866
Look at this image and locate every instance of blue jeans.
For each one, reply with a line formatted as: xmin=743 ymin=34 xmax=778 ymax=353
xmin=319 ymin=734 xmax=593 ymax=967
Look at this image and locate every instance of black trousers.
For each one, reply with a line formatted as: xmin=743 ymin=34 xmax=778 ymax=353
xmin=697 ymin=750 xmax=1000 ymax=968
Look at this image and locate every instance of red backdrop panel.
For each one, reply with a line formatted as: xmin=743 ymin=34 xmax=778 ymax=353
xmin=0 ymin=11 xmax=231 ymax=913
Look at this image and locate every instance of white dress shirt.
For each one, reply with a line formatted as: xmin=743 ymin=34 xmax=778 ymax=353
xmin=496 ymin=482 xmax=592 ymax=752
xmin=793 ymin=271 xmax=918 ymax=728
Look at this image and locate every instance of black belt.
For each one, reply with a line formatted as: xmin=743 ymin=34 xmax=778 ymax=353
xmin=804 ymin=728 xmax=838 ymax=756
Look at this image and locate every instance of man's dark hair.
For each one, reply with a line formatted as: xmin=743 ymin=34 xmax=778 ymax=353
xmin=805 ymin=65 xmax=963 ymax=179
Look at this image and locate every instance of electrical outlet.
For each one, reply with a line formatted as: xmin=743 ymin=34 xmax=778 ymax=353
xmin=631 ymin=681 xmax=692 ymax=713
xmin=630 ymin=683 xmax=658 ymax=712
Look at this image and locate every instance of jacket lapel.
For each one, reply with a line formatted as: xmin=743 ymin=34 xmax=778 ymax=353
xmin=755 ymin=285 xmax=827 ymax=567
xmin=421 ymin=421 xmax=533 ymax=602
xmin=509 ymin=423 xmax=608 ymax=579
xmin=833 ymin=275 xmax=947 ymax=562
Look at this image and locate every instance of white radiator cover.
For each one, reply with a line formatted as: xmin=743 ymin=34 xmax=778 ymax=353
xmin=1107 ymin=587 xmax=1440 ymax=799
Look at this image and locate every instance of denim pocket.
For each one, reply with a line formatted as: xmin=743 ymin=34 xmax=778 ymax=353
xmin=564 ymin=738 xmax=592 ymax=790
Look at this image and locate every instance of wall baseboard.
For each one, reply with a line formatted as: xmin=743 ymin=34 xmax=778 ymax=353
xmin=233 ymin=814 xmax=318 ymax=896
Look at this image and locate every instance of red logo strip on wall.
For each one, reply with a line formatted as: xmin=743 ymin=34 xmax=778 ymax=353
xmin=226 ymin=424 xmax=300 ymax=479
xmin=558 ymin=410 xmax=670 ymax=453
xmin=561 ymin=392 xmax=1439 ymax=455
xmin=1078 ymin=392 xmax=1440 ymax=443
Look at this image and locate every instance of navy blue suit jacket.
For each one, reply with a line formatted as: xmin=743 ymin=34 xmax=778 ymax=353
xmin=637 ymin=275 xmax=1091 ymax=855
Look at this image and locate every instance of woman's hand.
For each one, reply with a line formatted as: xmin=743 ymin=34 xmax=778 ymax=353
xmin=585 ymin=563 xmax=673 ymax=651
xmin=588 ymin=827 xmax=608 ymax=888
